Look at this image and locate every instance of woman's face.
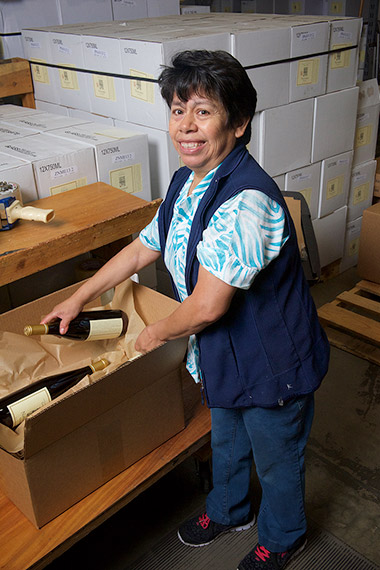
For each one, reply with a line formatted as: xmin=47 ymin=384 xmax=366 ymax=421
xmin=169 ymin=91 xmax=247 ymax=181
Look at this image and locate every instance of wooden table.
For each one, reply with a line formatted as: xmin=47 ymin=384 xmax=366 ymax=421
xmin=0 ymin=370 xmax=211 ymax=570
xmin=0 ymin=182 xmax=161 ymax=287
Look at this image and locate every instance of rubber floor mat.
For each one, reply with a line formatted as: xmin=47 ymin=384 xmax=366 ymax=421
xmin=128 ymin=521 xmax=379 ymax=570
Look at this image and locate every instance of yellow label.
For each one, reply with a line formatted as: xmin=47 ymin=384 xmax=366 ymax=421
xmin=50 ymin=177 xmax=88 ymax=195
xmin=109 ymin=164 xmax=142 ymax=194
xmin=330 ymin=43 xmax=351 ymax=69
xmin=87 ymin=318 xmax=123 ymax=341
xmin=353 ymin=182 xmax=369 ymax=205
xmin=297 ymin=58 xmax=320 ymax=86
xmin=31 ymin=59 xmax=50 ymax=84
xmin=355 ymin=125 xmax=372 ymax=148
xmin=130 ymin=69 xmax=154 ymax=104
xmin=326 ymin=175 xmax=344 ymax=200
xmin=291 ymin=2 xmax=302 ymax=13
xmin=299 ymin=188 xmax=312 ymax=208
xmin=359 ymin=48 xmax=366 ymax=65
xmin=330 ymin=1 xmax=343 ymax=14
xmin=59 ymin=66 xmax=79 ymax=91
xmin=348 ymin=236 xmax=360 ymax=256
xmin=93 ymin=75 xmax=116 ymax=101
xmin=7 ymin=388 xmax=51 ymax=427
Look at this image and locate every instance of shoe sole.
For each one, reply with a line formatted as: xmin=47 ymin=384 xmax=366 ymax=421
xmin=236 ymin=538 xmax=307 ymax=570
xmin=178 ymin=515 xmax=256 ymax=548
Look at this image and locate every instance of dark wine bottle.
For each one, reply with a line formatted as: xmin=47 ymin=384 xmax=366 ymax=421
xmin=24 ymin=309 xmax=128 ymax=341
xmin=0 ymin=358 xmax=109 ymax=429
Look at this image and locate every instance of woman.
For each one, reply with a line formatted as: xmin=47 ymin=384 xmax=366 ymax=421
xmin=42 ymin=50 xmax=330 ymax=570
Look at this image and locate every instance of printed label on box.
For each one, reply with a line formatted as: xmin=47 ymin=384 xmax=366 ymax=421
xmin=299 ymin=187 xmax=312 ymax=208
xmin=93 ymin=75 xmax=116 ymax=101
xmin=109 ymin=164 xmax=142 ymax=193
xmin=291 ymin=2 xmax=302 ymax=13
xmin=326 ymin=175 xmax=344 ymax=199
xmin=50 ymin=177 xmax=88 ymax=195
xmin=353 ymin=182 xmax=369 ymax=205
xmin=130 ymin=69 xmax=154 ymax=104
xmin=330 ymin=1 xmax=344 ymax=14
xmin=297 ymin=58 xmax=320 ymax=86
xmin=355 ymin=125 xmax=372 ymax=148
xmin=31 ymin=59 xmax=50 ymax=84
xmin=348 ymin=236 xmax=360 ymax=256
xmin=330 ymin=44 xmax=351 ymax=69
xmin=50 ymin=165 xmax=78 ymax=179
xmin=59 ymin=67 xmax=79 ymax=91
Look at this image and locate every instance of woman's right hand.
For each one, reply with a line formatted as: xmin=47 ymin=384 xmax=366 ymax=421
xmin=40 ymin=296 xmax=84 ymax=335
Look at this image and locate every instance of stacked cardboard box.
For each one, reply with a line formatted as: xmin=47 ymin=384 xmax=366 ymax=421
xmin=340 ymin=78 xmax=380 ymax=271
xmin=0 ymin=106 xmax=152 ymax=203
xmin=20 ymin=12 xmax=371 ymax=273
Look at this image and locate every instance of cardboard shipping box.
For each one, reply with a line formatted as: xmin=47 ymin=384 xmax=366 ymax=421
xmin=358 ymin=203 xmax=380 ymax=284
xmin=0 ymin=280 xmax=187 ymax=528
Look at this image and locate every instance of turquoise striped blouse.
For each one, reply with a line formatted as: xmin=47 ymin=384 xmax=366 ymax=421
xmin=139 ymin=166 xmax=288 ymax=383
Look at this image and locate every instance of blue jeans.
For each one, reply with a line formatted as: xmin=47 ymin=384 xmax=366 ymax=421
xmin=206 ymin=394 xmax=315 ymax=552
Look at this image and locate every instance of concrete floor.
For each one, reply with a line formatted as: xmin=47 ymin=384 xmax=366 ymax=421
xmin=45 ymin=266 xmax=380 ymax=569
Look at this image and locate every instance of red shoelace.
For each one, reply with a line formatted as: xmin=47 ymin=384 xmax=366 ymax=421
xmin=254 ymin=545 xmax=288 ymax=562
xmin=197 ymin=513 xmax=211 ymax=529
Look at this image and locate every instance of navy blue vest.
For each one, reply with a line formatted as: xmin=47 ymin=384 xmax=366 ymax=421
xmin=158 ymin=144 xmax=330 ymax=408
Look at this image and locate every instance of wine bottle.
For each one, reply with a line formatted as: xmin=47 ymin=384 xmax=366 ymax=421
xmin=0 ymin=359 xmax=109 ymax=429
xmin=24 ymin=309 xmax=128 ymax=341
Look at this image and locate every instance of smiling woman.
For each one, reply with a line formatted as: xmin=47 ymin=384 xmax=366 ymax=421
xmin=41 ymin=49 xmax=330 ymax=570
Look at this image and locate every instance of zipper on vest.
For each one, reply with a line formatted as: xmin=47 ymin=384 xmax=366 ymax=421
xmin=200 ymin=378 xmax=205 ymax=405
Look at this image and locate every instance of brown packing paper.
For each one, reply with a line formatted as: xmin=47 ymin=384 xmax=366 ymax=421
xmin=0 ymin=279 xmax=146 ymax=454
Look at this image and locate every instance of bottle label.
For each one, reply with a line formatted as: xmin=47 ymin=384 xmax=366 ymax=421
xmin=7 ymin=388 xmax=52 ymax=427
xmin=87 ymin=318 xmax=123 ymax=341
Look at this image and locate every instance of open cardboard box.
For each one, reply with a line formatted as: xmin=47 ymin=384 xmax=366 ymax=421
xmin=0 ymin=280 xmax=187 ymax=528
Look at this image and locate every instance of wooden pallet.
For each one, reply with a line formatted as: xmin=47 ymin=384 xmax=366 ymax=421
xmin=318 ymin=279 xmax=380 ymax=365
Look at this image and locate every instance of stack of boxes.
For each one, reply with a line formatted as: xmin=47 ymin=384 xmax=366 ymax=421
xmin=0 ymin=106 xmax=151 ymax=202
xmin=12 ymin=12 xmax=379 ymax=278
xmin=340 ymin=78 xmax=380 ymax=271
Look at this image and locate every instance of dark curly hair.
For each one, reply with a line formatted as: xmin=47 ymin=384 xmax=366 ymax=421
xmin=158 ymin=50 xmax=257 ymax=146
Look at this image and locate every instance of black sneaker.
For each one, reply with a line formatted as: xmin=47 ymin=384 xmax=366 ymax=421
xmin=178 ymin=512 xmax=256 ymax=547
xmin=237 ymin=537 xmax=307 ymax=569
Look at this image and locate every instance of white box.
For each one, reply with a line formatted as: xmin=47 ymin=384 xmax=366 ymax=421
xmin=273 ymin=174 xmax=285 ymax=191
xmin=289 ymin=21 xmax=329 ymax=102
xmin=181 ymin=5 xmax=211 ymax=14
xmin=0 ymin=0 xmax=61 ymax=34
xmin=347 ymin=160 xmax=376 ymax=222
xmin=247 ymin=62 xmax=290 ymax=112
xmin=274 ymin=0 xmax=325 ymax=14
xmin=35 ymin=101 xmax=70 ymax=115
xmin=0 ymin=123 xmax=38 ymax=143
xmin=147 ymin=0 xmax=180 ymax=17
xmin=82 ymin=31 xmax=128 ymax=122
xmin=21 ymin=29 xmax=60 ymax=104
xmin=111 ymin=0 xmax=148 ymax=19
xmin=0 ymin=35 xmax=24 ymax=59
xmin=232 ymin=25 xmax=290 ymax=68
xmin=57 ymin=0 xmax=113 ymax=24
xmin=68 ymin=107 xmax=114 ymax=126
xmin=312 ymin=205 xmax=347 ymax=267
xmin=0 ymin=133 xmax=97 ymax=199
xmin=311 ymin=86 xmax=359 ymax=162
xmin=1 ymin=112 xmax=90 ymax=134
xmin=285 ymin=162 xmax=321 ymax=220
xmin=251 ymin=98 xmax=314 ymax=177
xmin=49 ymin=31 xmax=91 ymax=111
xmin=353 ymin=79 xmax=380 ymax=166
xmin=340 ymin=215 xmax=362 ymax=272
xmin=47 ymin=123 xmax=152 ymax=202
xmin=0 ymin=105 xmax=42 ymax=121
xmin=318 ymin=150 xmax=353 ymax=218
xmin=120 ymin=29 xmax=230 ymax=130
xmin=0 ymin=153 xmax=38 ymax=203
xmin=116 ymin=119 xmax=179 ymax=200
xmin=326 ymin=18 xmax=361 ymax=93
